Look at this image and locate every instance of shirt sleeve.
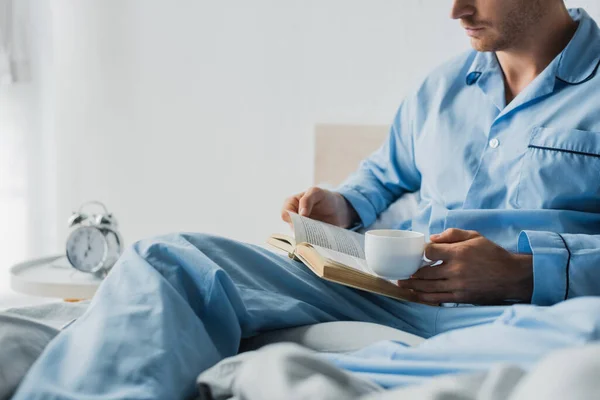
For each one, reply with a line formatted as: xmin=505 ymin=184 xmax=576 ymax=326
xmin=335 ymin=100 xmax=422 ymax=228
xmin=518 ymin=231 xmax=600 ymax=306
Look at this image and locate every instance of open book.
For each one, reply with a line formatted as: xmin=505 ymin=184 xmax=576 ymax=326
xmin=267 ymin=212 xmax=423 ymax=303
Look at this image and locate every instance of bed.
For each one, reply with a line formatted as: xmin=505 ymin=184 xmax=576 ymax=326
xmin=1 ymin=124 xmax=419 ymax=398
xmin=2 ymin=125 xmax=599 ymax=400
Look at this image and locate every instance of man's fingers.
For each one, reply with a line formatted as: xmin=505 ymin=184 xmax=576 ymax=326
xmin=397 ymin=278 xmax=453 ymax=293
xmin=424 ymin=243 xmax=453 ymax=262
xmin=298 ymin=187 xmax=324 ymax=217
xmin=414 ymin=291 xmax=460 ymax=305
xmin=410 ymin=264 xmax=450 ymax=280
xmin=281 ymin=211 xmax=292 ymax=224
xmin=430 ymin=228 xmax=480 ymax=244
xmin=281 ymin=193 xmax=303 ymax=223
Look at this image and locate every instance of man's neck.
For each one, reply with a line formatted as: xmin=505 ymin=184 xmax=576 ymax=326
xmin=496 ymin=6 xmax=578 ymax=104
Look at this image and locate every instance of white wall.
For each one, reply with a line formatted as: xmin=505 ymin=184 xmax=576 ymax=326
xmin=0 ymin=1 xmax=54 ymax=296
xmin=48 ymin=0 xmax=600 ymax=250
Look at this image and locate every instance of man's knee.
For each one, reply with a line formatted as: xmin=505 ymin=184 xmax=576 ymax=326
xmin=108 ymin=233 xmax=234 ymax=297
xmin=124 ymin=232 xmax=266 ymax=279
xmin=131 ymin=232 xmax=226 ymax=259
xmin=118 ymin=231 xmax=291 ymax=288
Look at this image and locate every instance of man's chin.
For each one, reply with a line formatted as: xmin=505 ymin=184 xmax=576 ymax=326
xmin=470 ymin=38 xmax=497 ymax=52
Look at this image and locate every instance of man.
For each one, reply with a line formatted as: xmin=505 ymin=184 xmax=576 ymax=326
xmin=15 ymin=1 xmax=600 ymax=399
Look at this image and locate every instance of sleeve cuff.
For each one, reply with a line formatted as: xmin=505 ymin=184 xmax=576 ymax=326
xmin=518 ymin=231 xmax=569 ymax=306
xmin=336 ymin=186 xmax=378 ymax=229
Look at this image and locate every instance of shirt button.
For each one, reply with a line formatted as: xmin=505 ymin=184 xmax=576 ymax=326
xmin=489 ymin=138 xmax=499 ymax=149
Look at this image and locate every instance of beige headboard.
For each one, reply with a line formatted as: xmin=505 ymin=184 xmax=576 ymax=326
xmin=314 ymin=124 xmax=389 ymax=186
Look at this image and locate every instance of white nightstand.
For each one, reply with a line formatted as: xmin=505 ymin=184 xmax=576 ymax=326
xmin=10 ymin=255 xmax=103 ymax=300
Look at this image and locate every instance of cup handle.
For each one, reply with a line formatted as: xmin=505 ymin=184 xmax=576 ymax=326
xmin=421 ymin=254 xmax=443 ymax=267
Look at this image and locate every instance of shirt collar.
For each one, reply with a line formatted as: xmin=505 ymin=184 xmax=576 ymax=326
xmin=556 ymin=8 xmax=600 ymax=84
xmin=466 ymin=8 xmax=600 ymax=86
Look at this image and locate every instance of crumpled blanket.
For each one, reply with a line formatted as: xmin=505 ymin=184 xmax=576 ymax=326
xmin=196 ymin=342 xmax=600 ymax=400
xmin=196 ymin=297 xmax=600 ymax=399
xmin=5 ymin=297 xmax=600 ymax=399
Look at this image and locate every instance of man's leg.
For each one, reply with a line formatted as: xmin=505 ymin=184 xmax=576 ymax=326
xmin=15 ymin=233 xmax=443 ymax=400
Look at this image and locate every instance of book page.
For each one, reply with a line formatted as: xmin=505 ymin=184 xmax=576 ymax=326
xmin=311 ymin=245 xmax=374 ymax=276
xmin=288 ymin=212 xmax=365 ymax=259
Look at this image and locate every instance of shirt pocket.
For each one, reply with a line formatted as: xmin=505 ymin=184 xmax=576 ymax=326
xmin=516 ymin=126 xmax=600 ymax=212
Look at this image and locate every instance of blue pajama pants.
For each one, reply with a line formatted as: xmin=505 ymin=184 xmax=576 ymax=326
xmin=13 ymin=233 xmax=530 ymax=399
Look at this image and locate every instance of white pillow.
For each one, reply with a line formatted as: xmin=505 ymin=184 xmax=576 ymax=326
xmin=364 ymin=191 xmax=420 ymax=231
xmin=318 ymin=183 xmax=420 ymax=231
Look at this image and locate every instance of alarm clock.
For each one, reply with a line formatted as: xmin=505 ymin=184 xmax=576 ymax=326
xmin=65 ymin=201 xmax=124 ymax=277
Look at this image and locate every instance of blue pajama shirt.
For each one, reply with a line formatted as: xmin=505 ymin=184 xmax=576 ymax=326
xmin=339 ymin=8 xmax=600 ymax=306
xmin=14 ymin=7 xmax=600 ymax=400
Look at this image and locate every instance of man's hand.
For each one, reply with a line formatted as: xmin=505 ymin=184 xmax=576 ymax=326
xmin=397 ymin=228 xmax=533 ymax=305
xmin=281 ymin=187 xmax=359 ymax=228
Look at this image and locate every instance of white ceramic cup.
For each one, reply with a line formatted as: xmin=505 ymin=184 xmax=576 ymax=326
xmin=365 ymin=229 xmax=427 ymax=280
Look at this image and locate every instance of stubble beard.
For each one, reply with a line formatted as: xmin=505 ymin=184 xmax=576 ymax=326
xmin=469 ymin=0 xmax=548 ymax=52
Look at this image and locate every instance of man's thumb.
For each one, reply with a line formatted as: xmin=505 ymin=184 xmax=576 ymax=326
xmin=298 ymin=194 xmax=314 ymax=217
xmin=431 ymin=228 xmax=479 ymax=243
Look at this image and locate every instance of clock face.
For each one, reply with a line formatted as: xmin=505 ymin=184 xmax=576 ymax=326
xmin=66 ymin=226 xmax=108 ymax=273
